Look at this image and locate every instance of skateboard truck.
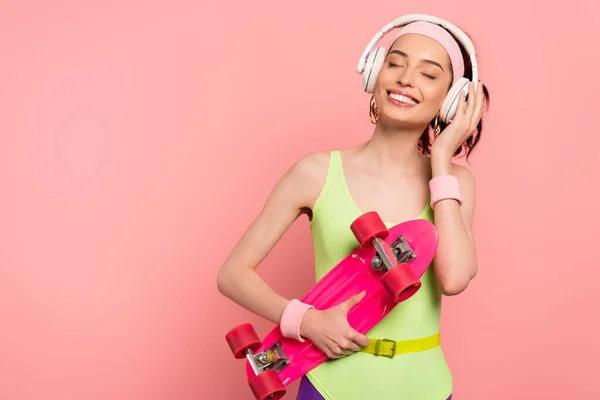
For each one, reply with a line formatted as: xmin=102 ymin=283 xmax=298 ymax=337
xmin=371 ymin=235 xmax=416 ymax=272
xmin=245 ymin=341 xmax=290 ymax=377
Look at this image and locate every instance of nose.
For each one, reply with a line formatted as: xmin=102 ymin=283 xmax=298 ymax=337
xmin=397 ymin=68 xmax=416 ymax=87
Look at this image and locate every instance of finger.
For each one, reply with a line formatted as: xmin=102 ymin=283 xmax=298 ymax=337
xmin=341 ymin=290 xmax=366 ymax=312
xmin=469 ymin=82 xmax=486 ymax=132
xmin=324 ymin=342 xmax=340 ymax=359
xmin=464 ymin=82 xmax=476 ymax=119
xmin=338 ymin=348 xmax=353 ymax=357
xmin=454 ymin=91 xmax=467 ymax=122
xmin=459 ymin=83 xmax=476 ymax=134
xmin=324 ymin=338 xmax=346 ymax=359
xmin=335 ymin=334 xmax=362 ymax=354
xmin=349 ymin=330 xmax=370 ymax=347
xmin=469 ymin=83 xmax=484 ymax=130
xmin=479 ymin=98 xmax=487 ymax=121
xmin=478 ymin=82 xmax=486 ymax=119
xmin=478 ymin=105 xmax=485 ymax=122
xmin=341 ymin=338 xmax=362 ymax=352
xmin=331 ymin=345 xmax=347 ymax=358
xmin=474 ymin=82 xmax=484 ymax=110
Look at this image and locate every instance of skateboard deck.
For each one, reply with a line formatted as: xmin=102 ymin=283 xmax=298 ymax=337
xmin=225 ymin=211 xmax=438 ymax=400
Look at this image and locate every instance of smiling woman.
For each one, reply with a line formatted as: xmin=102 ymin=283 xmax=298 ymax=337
xmin=217 ymin=13 xmax=491 ymax=400
xmin=368 ymin=20 xmax=490 ymax=160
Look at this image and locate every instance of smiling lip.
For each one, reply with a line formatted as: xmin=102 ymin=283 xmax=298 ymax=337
xmin=386 ymin=89 xmax=419 ymax=107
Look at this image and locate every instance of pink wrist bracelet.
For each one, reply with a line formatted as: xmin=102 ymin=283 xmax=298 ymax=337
xmin=280 ymin=299 xmax=314 ymax=342
xmin=429 ymin=175 xmax=463 ymax=208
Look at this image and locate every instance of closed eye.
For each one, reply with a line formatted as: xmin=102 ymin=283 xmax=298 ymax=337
xmin=388 ymin=62 xmax=436 ymax=79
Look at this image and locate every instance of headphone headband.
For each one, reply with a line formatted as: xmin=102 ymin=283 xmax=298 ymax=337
xmin=357 ymin=14 xmax=478 ymax=84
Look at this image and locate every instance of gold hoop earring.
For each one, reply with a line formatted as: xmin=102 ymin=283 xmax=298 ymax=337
xmin=369 ymin=95 xmax=380 ymax=125
xmin=433 ymin=114 xmax=441 ymax=136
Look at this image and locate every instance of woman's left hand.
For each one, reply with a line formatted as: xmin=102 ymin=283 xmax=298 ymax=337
xmin=431 ymin=81 xmax=485 ymax=160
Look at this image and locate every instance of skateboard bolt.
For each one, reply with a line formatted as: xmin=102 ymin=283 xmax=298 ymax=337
xmin=257 ymin=350 xmax=278 ymax=365
xmin=371 ymin=256 xmax=383 ymax=269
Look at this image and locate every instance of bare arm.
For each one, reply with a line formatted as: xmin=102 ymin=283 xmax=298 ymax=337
xmin=217 ymin=152 xmax=370 ymax=359
xmin=428 ymin=82 xmax=484 ymax=296
xmin=216 ymin=152 xmax=328 ymax=324
xmin=430 ymin=158 xmax=478 ymax=296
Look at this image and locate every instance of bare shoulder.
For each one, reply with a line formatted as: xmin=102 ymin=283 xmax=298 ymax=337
xmin=286 ymin=151 xmax=331 ymax=207
xmin=291 ymin=151 xmax=331 ymax=178
xmin=264 ymin=151 xmax=331 ymax=218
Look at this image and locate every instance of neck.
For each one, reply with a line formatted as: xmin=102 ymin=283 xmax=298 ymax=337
xmin=359 ymin=119 xmax=430 ymax=176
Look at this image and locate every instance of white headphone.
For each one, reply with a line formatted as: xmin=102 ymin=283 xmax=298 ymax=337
xmin=356 ymin=14 xmax=478 ymax=123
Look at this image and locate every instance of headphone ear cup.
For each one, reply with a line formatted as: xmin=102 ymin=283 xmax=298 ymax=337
xmin=439 ymin=77 xmax=470 ymax=123
xmin=362 ymin=47 xmax=386 ymax=93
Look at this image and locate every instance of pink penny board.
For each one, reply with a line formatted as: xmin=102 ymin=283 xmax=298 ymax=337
xmin=233 ymin=216 xmax=438 ymax=399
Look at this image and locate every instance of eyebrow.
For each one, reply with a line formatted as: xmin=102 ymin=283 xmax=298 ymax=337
xmin=388 ymin=49 xmax=444 ymax=71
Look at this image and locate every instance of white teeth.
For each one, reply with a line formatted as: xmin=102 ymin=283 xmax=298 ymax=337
xmin=388 ymin=92 xmax=417 ymax=105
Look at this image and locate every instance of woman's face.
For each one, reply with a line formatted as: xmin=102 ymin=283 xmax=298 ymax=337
xmin=374 ymin=33 xmax=455 ymax=128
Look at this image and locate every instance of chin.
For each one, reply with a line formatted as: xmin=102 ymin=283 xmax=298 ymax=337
xmin=381 ymin=107 xmax=419 ymax=125
xmin=382 ymin=108 xmax=435 ymax=129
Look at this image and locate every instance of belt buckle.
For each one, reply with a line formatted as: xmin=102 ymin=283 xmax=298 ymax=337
xmin=375 ymin=339 xmax=397 ymax=358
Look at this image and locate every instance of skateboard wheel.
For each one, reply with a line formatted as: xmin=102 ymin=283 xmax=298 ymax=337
xmin=381 ymin=263 xmax=421 ymax=302
xmin=249 ymin=369 xmax=286 ymax=400
xmin=225 ymin=323 xmax=262 ymax=359
xmin=350 ymin=211 xmax=389 ymax=248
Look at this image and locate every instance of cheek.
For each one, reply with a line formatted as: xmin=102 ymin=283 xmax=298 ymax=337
xmin=375 ymin=91 xmax=388 ymax=109
xmin=377 ymin=65 xmax=405 ymax=86
xmin=422 ymin=85 xmax=448 ymax=105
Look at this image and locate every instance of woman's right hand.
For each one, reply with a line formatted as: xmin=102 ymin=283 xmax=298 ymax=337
xmin=298 ymin=290 xmax=370 ymax=359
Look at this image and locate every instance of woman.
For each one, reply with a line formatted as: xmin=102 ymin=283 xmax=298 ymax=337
xmin=218 ymin=14 xmax=490 ymax=400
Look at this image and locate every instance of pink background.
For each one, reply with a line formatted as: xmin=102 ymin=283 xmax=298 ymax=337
xmin=1 ymin=1 xmax=599 ymax=399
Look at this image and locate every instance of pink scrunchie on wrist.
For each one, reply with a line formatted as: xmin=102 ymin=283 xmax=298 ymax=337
xmin=280 ymin=299 xmax=314 ymax=342
xmin=429 ymin=175 xmax=463 ymax=208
